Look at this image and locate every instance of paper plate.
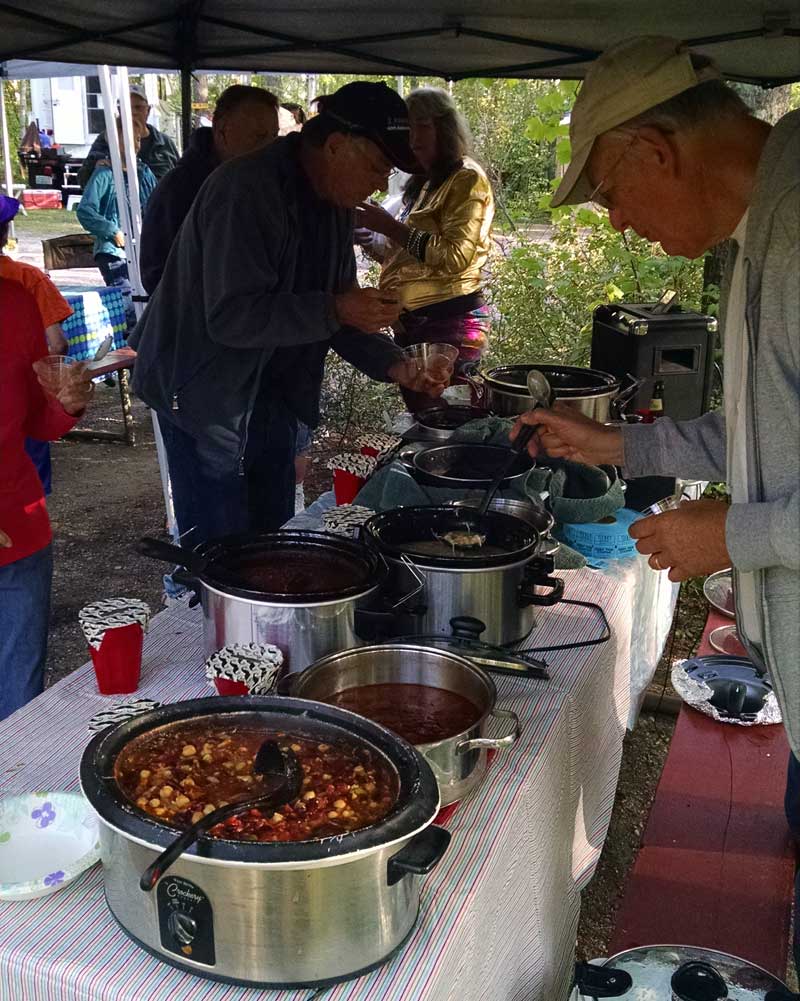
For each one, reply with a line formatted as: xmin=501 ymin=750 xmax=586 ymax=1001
xmin=0 ymin=792 xmax=100 ymax=900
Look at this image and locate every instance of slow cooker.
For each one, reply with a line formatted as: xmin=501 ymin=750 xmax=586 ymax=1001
xmin=80 ymin=696 xmax=447 ymax=988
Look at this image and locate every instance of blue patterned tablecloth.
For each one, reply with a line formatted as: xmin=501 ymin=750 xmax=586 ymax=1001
xmin=61 ymin=286 xmax=128 ymax=361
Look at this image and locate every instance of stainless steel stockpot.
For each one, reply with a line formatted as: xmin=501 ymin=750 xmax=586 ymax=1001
xmin=80 ymin=696 xmax=447 ymax=989
xmin=286 ymin=644 xmax=521 ymax=806
xmin=478 ymin=364 xmax=624 ymax=421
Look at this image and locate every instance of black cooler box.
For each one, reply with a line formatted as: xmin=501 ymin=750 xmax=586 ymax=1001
xmin=591 ymin=302 xmax=718 ymax=510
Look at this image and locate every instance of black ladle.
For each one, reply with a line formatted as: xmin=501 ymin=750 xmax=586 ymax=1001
xmin=477 ymin=424 xmax=537 ymax=517
xmin=139 ymin=741 xmax=302 ymax=891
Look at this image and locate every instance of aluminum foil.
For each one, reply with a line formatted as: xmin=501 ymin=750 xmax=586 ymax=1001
xmin=671 ymin=661 xmax=783 ymax=726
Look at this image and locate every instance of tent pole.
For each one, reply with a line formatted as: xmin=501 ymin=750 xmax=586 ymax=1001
xmin=180 ymin=64 xmax=192 ymax=148
xmin=0 ymin=79 xmax=16 ymax=241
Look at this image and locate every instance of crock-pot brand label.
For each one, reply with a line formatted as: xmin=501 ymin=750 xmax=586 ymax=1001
xmin=157 ymin=875 xmax=215 ymax=966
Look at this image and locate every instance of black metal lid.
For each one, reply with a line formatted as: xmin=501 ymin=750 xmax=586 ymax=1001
xmin=363 ymin=506 xmax=540 ymax=569
xmin=416 ymin=404 xmax=491 ymax=431
xmin=80 ymin=696 xmax=439 ymax=864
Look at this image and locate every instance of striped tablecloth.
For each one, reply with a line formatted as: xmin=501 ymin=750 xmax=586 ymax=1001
xmin=0 ymin=562 xmax=669 ymax=1001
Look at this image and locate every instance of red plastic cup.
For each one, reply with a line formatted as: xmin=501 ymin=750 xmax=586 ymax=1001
xmin=360 ymin=445 xmax=380 ymax=458
xmin=332 ymin=468 xmax=366 ymax=505
xmin=213 ymin=678 xmax=250 ymax=696
xmin=89 ymin=622 xmax=143 ymax=695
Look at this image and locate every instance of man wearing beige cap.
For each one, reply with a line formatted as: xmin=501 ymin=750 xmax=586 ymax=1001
xmin=515 ymin=35 xmax=799 ymax=934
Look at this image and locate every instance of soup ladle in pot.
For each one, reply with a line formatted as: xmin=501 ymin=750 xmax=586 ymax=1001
xmin=139 ymin=741 xmax=302 ymax=891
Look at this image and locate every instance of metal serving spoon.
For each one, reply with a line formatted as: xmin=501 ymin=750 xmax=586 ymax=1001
xmin=139 ymin=741 xmax=302 ymax=891
xmin=526 ymin=368 xmax=554 ymax=409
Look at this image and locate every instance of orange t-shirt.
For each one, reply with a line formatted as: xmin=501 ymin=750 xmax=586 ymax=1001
xmin=0 ymin=257 xmax=73 ymax=328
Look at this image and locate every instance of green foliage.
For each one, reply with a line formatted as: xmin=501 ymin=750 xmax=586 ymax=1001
xmin=485 ymin=210 xmax=710 ymax=369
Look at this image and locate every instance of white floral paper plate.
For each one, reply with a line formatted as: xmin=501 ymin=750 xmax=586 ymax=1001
xmin=0 ymin=792 xmax=100 ymax=900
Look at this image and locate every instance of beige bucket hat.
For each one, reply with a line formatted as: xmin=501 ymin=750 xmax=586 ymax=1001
xmin=551 ymin=36 xmax=721 ymax=207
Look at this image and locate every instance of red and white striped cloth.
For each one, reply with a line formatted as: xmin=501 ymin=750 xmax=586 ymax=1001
xmin=0 ymin=561 xmax=669 ymax=1001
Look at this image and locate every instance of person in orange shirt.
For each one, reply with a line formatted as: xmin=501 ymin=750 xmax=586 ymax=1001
xmin=0 ymin=194 xmax=72 ymax=355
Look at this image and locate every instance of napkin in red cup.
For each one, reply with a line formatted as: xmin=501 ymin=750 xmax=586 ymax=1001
xmin=79 ymin=598 xmax=151 ymax=696
xmin=354 ymin=431 xmax=401 ymax=459
xmin=326 ymin=453 xmax=376 ymax=504
xmin=205 ymin=643 xmax=284 ymax=696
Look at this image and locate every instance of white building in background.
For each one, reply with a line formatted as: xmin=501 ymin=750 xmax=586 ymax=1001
xmin=29 ymin=73 xmax=162 ymax=155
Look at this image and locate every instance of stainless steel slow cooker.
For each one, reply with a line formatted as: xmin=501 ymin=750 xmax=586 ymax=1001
xmin=80 ymin=696 xmax=447 ymax=989
xmin=478 ymin=364 xmax=627 ymax=421
xmin=361 ymin=506 xmax=564 ymax=646
xmin=286 ymin=644 xmax=521 ymax=806
xmin=138 ymin=532 xmax=385 ymax=673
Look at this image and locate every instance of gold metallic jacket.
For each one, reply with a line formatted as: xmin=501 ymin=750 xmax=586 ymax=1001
xmin=379 ymin=158 xmax=494 ymax=312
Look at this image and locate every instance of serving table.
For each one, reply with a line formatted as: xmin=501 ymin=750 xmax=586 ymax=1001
xmin=0 ymin=558 xmax=675 ymax=1001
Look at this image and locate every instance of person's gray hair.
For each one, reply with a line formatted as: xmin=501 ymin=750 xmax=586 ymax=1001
xmin=613 ymin=55 xmax=750 ymax=136
xmin=406 ymin=87 xmax=473 ymax=164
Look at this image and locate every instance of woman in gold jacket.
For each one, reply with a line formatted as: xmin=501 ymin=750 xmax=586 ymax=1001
xmin=356 ymin=87 xmax=494 ymax=412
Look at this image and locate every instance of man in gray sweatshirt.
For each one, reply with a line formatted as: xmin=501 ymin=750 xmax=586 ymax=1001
xmin=514 ymin=35 xmax=799 ymax=961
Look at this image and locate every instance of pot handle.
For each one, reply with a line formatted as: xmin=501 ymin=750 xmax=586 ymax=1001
xmin=519 ymin=573 xmax=565 ymax=608
xmin=388 ymin=553 xmax=427 ymax=610
xmin=386 ymin=825 xmax=451 ymax=887
xmin=574 ymin=962 xmax=633 ymax=998
xmin=458 ymin=368 xmax=485 ymax=404
xmin=170 ymin=569 xmax=202 ymax=609
xmin=610 ymin=372 xmax=645 ymax=420
xmin=456 ymin=708 xmax=520 ymax=753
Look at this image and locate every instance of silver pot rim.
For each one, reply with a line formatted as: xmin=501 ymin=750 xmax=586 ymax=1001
xmin=291 ymin=643 xmax=498 ymax=744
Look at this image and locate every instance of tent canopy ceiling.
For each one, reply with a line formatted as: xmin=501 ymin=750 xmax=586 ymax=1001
xmin=1 ymin=2 xmax=798 ymax=85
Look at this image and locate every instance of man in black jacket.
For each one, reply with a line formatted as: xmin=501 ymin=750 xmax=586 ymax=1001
xmin=140 ymin=85 xmax=280 ymax=294
xmin=78 ymin=85 xmax=179 ymax=189
xmin=130 ymin=82 xmax=447 ymax=544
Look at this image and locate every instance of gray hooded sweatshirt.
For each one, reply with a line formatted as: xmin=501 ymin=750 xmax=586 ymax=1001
xmin=621 ymin=110 xmax=800 ymax=754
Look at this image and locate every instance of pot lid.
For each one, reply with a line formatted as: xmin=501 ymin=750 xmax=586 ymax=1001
xmin=412 ymin=443 xmax=534 ymax=486
xmin=576 ymin=945 xmax=790 ymax=999
xmin=80 ymin=697 xmax=440 ymax=865
xmin=198 ymin=531 xmax=381 ymax=602
xmin=392 ymin=616 xmax=548 ymax=679
xmin=363 ymin=506 xmax=540 ymax=569
xmin=485 ymin=364 xmax=619 ymax=398
xmin=416 ymin=404 xmax=491 ymax=431
xmin=683 ymin=655 xmax=771 ymax=719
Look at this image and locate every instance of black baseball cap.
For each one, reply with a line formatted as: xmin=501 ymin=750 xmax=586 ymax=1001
xmin=316 ymin=81 xmax=418 ymax=174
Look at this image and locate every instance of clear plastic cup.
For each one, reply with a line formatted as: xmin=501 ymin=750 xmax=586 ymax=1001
xmin=401 ymin=342 xmax=459 ymax=379
xmin=37 ymin=354 xmax=76 ymax=396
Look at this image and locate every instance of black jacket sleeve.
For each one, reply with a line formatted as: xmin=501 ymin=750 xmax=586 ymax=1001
xmin=331 ymin=329 xmax=404 ymax=382
xmin=140 ymin=169 xmax=198 ymax=295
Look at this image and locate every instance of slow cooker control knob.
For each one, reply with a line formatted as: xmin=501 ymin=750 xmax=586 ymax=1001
xmin=168 ymin=910 xmax=197 ymax=946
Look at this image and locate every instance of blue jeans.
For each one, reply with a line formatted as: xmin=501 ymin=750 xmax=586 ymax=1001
xmin=0 ymin=545 xmax=53 ymax=720
xmin=24 ymin=438 xmax=52 ymax=495
xmin=157 ymin=398 xmax=297 ymax=548
xmin=95 ymin=252 xmax=130 ymax=289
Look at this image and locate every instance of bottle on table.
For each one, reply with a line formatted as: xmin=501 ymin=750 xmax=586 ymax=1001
xmin=648 ymin=380 xmax=665 ymax=420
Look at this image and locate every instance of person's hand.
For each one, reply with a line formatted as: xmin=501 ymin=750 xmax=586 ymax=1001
xmin=334 ymin=288 xmax=401 ymax=333
xmin=0 ymin=529 xmax=11 ymax=548
xmin=510 ymin=404 xmax=623 ymax=466
xmin=45 ymin=323 xmax=69 ymax=356
xmin=355 ymin=201 xmax=401 ymax=239
xmin=113 ymin=231 xmax=125 ymax=249
xmin=628 ymin=499 xmax=731 ymax=582
xmin=387 ymin=356 xmax=453 ymax=399
xmin=353 ymin=226 xmax=374 ymax=248
xmin=34 ymin=358 xmax=94 ymax=415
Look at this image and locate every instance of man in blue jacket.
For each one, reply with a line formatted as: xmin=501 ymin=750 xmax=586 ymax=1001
xmin=131 ymin=82 xmax=447 ymax=542
xmin=140 ymin=85 xmax=280 ymax=294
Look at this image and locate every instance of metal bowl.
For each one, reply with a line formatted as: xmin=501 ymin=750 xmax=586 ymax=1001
xmin=703 ymin=569 xmax=735 ymax=619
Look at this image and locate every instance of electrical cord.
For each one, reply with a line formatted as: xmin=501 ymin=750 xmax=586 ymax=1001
xmin=520 ymin=598 xmax=611 ymax=655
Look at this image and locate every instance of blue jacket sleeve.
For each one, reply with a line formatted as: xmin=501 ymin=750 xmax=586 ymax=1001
xmin=195 ymin=166 xmax=340 ymax=350
xmin=76 ymin=171 xmax=119 ymax=241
